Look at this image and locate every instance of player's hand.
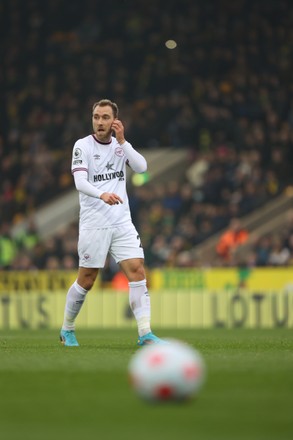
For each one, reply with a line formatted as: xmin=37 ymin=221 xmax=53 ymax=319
xmin=100 ymin=192 xmax=123 ymax=205
xmin=111 ymin=119 xmax=126 ymax=145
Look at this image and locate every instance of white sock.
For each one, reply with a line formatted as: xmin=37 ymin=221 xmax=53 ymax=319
xmin=129 ymin=279 xmax=151 ymax=337
xmin=62 ymin=281 xmax=88 ymax=331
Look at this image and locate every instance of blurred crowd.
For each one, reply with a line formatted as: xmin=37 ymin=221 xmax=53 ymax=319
xmin=1 ymin=183 xmax=293 ymax=272
xmin=1 ymin=0 xmax=293 ymax=271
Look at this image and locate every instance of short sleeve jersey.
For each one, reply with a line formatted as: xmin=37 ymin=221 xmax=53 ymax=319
xmin=71 ymin=134 xmax=132 ymax=229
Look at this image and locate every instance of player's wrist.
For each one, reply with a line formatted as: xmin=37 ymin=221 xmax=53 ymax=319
xmin=118 ymin=138 xmax=126 ymax=146
xmin=97 ymin=190 xmax=104 ymax=199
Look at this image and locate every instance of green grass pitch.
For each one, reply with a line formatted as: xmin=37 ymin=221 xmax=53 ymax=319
xmin=0 ymin=328 xmax=292 ymax=440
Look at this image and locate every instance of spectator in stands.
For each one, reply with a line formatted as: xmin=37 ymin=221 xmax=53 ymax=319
xmin=0 ymin=223 xmax=17 ymax=269
xmin=10 ymin=251 xmax=37 ymax=270
xmin=15 ymin=218 xmax=39 ymax=251
xmin=254 ymin=235 xmax=271 ymax=266
xmin=45 ymin=256 xmax=61 ymax=270
xmin=216 ymin=218 xmax=249 ymax=263
xmin=62 ymin=254 xmax=77 ymax=270
xmin=1 ymin=0 xmax=293 ymax=270
xmin=267 ymin=236 xmax=290 ymax=266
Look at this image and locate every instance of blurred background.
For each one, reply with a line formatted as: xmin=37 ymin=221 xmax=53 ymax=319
xmin=1 ymin=4 xmax=293 ymax=438
xmin=1 ymin=0 xmax=293 ymax=329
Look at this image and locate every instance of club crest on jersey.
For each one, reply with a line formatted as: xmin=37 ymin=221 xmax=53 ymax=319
xmin=115 ymin=147 xmax=124 ymax=157
xmin=74 ymin=148 xmax=82 ymax=159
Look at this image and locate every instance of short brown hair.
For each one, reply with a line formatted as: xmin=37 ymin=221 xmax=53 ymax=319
xmin=92 ymin=99 xmax=119 ymax=118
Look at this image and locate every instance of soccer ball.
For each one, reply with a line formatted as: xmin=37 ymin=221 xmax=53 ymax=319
xmin=128 ymin=339 xmax=206 ymax=402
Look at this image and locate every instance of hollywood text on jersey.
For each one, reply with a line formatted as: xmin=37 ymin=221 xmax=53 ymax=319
xmin=93 ymin=170 xmax=125 ymax=182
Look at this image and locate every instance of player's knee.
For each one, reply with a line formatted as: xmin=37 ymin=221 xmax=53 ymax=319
xmin=83 ymin=280 xmax=95 ymax=291
xmin=131 ymin=263 xmax=145 ymax=281
xmin=78 ymin=274 xmax=97 ymax=291
xmin=120 ymin=259 xmax=146 ymax=282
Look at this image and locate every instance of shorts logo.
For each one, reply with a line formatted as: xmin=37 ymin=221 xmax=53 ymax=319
xmin=83 ymin=253 xmax=91 ymax=261
xmin=74 ymin=148 xmax=82 ymax=159
xmin=115 ymin=147 xmax=124 ymax=157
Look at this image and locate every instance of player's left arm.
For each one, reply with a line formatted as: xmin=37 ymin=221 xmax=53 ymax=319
xmin=111 ymin=119 xmax=147 ymax=173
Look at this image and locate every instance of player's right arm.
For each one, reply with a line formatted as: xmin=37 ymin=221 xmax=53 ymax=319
xmin=73 ymin=171 xmax=122 ymax=205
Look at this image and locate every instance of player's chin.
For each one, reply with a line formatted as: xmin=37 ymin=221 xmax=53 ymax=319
xmin=96 ymin=129 xmax=111 ymax=141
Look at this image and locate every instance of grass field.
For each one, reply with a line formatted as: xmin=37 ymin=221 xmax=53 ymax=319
xmin=0 ymin=328 xmax=292 ymax=440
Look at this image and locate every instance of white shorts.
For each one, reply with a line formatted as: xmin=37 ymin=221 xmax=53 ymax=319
xmin=78 ymin=223 xmax=144 ymax=268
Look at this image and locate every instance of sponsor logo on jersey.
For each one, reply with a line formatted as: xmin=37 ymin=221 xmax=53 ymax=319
xmin=93 ymin=171 xmax=125 ymax=182
xmin=105 ymin=161 xmax=115 ymax=171
xmin=93 ymin=154 xmax=100 ymax=160
xmin=74 ymin=148 xmax=82 ymax=159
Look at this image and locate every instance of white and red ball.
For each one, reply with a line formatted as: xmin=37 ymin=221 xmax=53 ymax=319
xmin=128 ymin=340 xmax=206 ymax=402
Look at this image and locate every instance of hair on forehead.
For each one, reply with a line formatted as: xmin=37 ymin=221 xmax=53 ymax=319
xmin=92 ymin=99 xmax=119 ymax=118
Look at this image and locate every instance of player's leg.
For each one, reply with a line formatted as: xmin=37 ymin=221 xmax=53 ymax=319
xmin=119 ymin=258 xmax=165 ymax=345
xmin=119 ymin=257 xmax=150 ymax=333
xmin=120 ymin=257 xmax=149 ymax=334
xmin=110 ymin=223 xmax=162 ymax=345
xmin=61 ymin=228 xmax=111 ymax=346
xmin=62 ymin=267 xmax=99 ymax=329
xmin=60 ymin=267 xmax=99 ymax=346
xmin=111 ymin=224 xmax=165 ymax=345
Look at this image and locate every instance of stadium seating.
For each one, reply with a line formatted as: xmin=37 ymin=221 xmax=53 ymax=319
xmin=1 ymin=0 xmax=293 ymax=270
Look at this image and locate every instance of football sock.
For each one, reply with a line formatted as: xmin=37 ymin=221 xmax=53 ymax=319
xmin=62 ymin=281 xmax=88 ymax=331
xmin=129 ymin=279 xmax=151 ymax=336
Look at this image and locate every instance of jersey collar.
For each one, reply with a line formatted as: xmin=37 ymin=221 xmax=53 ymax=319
xmin=92 ymin=134 xmax=112 ymax=145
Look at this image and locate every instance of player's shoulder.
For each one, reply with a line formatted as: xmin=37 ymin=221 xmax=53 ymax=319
xmin=73 ymin=135 xmax=95 ymax=154
xmin=74 ymin=134 xmax=94 ymax=147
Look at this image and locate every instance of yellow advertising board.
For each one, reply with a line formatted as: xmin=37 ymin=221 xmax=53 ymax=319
xmin=0 ymin=269 xmax=292 ymax=329
xmin=1 ymin=268 xmax=292 ymax=293
xmin=0 ymin=290 xmax=292 ymax=330
xmin=150 ymin=268 xmax=293 ymax=291
xmin=0 ymin=270 xmax=101 ymax=292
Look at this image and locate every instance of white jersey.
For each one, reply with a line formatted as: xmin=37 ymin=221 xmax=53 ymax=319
xmin=72 ymin=134 xmax=133 ymax=229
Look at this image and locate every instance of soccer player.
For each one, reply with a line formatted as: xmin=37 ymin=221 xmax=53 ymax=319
xmin=60 ymin=99 xmax=163 ymax=347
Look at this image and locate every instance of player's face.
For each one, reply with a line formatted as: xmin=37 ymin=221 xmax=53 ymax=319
xmin=92 ymin=105 xmax=115 ymax=142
